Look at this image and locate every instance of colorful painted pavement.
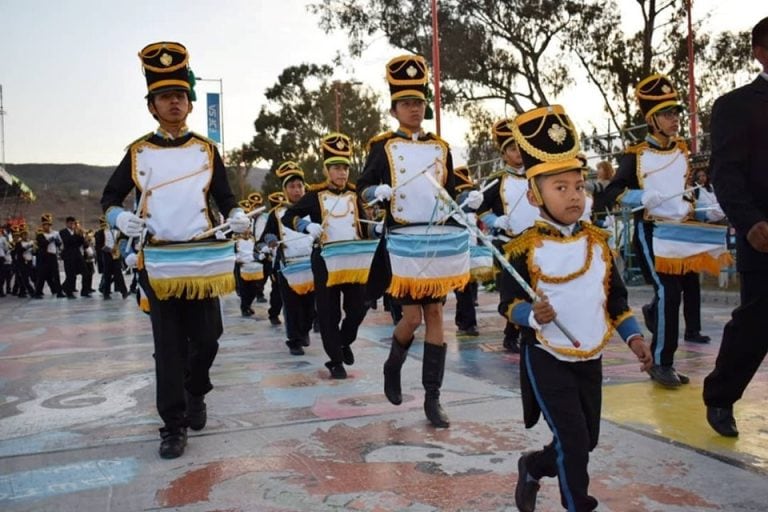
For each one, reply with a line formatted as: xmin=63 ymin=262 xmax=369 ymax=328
xmin=0 ymin=282 xmax=766 ymax=511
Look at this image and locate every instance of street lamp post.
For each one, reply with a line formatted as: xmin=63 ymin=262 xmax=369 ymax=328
xmin=195 ymin=76 xmax=225 ymax=160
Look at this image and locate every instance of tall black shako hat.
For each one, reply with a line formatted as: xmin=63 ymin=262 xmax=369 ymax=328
xmin=635 ymin=73 xmax=683 ymax=122
xmin=321 ymin=133 xmax=352 ymax=167
xmin=492 ymin=118 xmax=518 ymax=151
xmin=139 ymin=41 xmax=197 ymax=101
xmin=386 ymin=54 xmax=434 ymax=120
xmin=275 ymin=161 xmax=305 ymax=189
xmin=454 ymin=165 xmax=474 ymax=191
xmin=511 ymin=105 xmax=584 ymax=206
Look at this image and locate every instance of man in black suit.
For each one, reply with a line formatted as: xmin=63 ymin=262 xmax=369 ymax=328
xmin=59 ymin=216 xmax=87 ymax=298
xmin=703 ymin=16 xmax=768 ymax=438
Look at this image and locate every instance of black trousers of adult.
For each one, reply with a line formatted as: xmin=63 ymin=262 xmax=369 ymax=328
xmin=34 ymin=254 xmax=62 ymax=295
xmin=635 ymin=221 xmax=684 ymax=367
xmin=140 ymin=270 xmax=222 ymax=431
xmin=13 ymin=262 xmax=35 ymax=296
xmin=277 ymin=271 xmax=314 ymax=345
xmin=62 ymin=256 xmax=84 ymax=295
xmin=703 ymin=271 xmax=768 ymax=408
xmin=103 ymin=257 xmax=127 ymax=297
xmin=81 ymin=262 xmax=94 ymax=294
xmin=523 ymin=344 xmax=601 ymax=512
xmin=681 ymin=271 xmax=701 ymax=335
xmin=454 ymin=280 xmax=478 ymax=330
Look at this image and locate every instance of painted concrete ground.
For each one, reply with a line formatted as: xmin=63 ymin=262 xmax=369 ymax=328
xmin=0 ymin=281 xmax=766 ymax=511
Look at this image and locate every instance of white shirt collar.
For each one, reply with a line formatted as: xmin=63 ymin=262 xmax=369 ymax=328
xmin=536 ymin=215 xmax=576 ymax=237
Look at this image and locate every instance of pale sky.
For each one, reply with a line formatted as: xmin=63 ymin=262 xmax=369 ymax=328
xmin=0 ymin=0 xmax=762 ymax=167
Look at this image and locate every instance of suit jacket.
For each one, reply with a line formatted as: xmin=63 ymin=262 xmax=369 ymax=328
xmin=59 ymin=228 xmax=85 ymax=264
xmin=710 ymin=76 xmax=768 ymax=272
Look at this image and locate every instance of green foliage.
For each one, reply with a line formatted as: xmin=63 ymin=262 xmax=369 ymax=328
xmin=247 ymin=64 xmax=387 ymax=197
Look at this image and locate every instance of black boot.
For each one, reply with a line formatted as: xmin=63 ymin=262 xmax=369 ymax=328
xmin=159 ymin=426 xmax=188 ymax=459
xmin=185 ymin=391 xmax=207 ymax=431
xmin=422 ymin=342 xmax=450 ymax=428
xmin=383 ymin=335 xmax=413 ymax=405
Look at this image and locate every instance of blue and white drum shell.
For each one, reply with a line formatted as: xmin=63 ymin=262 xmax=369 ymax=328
xmin=281 ymin=257 xmax=314 ymax=295
xmin=320 ymin=239 xmax=378 ymax=287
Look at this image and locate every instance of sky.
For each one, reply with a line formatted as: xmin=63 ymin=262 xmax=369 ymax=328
xmin=0 ymin=0 xmax=763 ymax=167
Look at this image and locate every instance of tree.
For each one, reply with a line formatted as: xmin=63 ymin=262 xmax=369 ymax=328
xmin=249 ymin=64 xmax=387 ymax=197
xmin=226 ymin=143 xmax=259 ymax=199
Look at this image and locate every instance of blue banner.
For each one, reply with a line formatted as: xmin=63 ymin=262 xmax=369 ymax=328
xmin=206 ymin=93 xmax=221 ymax=143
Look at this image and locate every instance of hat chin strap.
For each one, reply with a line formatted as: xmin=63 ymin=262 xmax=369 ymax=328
xmin=649 ymin=115 xmax=674 ymax=140
xmin=530 ymin=180 xmax=570 ymax=226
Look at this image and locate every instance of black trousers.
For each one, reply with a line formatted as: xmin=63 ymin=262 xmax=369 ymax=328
xmin=13 ymin=261 xmax=35 ymax=296
xmin=239 ymin=275 xmax=258 ymax=311
xmin=62 ymin=256 xmax=84 ymax=295
xmin=454 ymin=280 xmax=478 ymax=330
xmin=103 ymin=257 xmax=127 ymax=297
xmin=34 ymin=254 xmax=62 ymax=295
xmin=635 ymin=221 xmax=683 ymax=366
xmin=681 ymin=271 xmax=701 ymax=334
xmin=704 ymin=271 xmax=768 ymax=408
xmin=312 ymin=251 xmax=368 ymax=363
xmin=523 ymin=345 xmax=601 ymax=512
xmin=140 ymin=271 xmax=222 ymax=431
xmin=277 ymin=271 xmax=314 ymax=345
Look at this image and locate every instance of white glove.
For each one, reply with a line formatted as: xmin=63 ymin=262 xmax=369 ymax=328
xmin=115 ymin=211 xmax=145 ymax=237
xmin=374 ymin=184 xmax=393 ymax=202
xmin=124 ymin=253 xmax=138 ymax=268
xmin=641 ymin=189 xmax=664 ymax=209
xmin=706 ymin=206 xmax=726 ymax=222
xmin=493 ymin=215 xmax=511 ymax=232
xmin=228 ymin=209 xmax=251 ymax=234
xmin=466 ymin=190 xmax=484 ymax=210
xmin=305 ymin=223 xmax=323 ymax=240
xmin=260 ymin=245 xmax=272 ymax=255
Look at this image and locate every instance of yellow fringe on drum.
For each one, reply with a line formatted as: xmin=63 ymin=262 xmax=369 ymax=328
xmin=655 ymin=252 xmax=734 ymax=277
xmin=326 ymin=268 xmax=370 ymax=287
xmin=388 ymin=273 xmax=470 ymax=299
xmin=139 ymin=294 xmax=150 ymax=314
xmin=470 ymin=267 xmax=494 ymax=283
xmin=149 ymin=273 xmax=235 ymax=300
xmin=288 ymin=282 xmax=315 ymax=295
xmin=241 ymin=271 xmax=265 ymax=281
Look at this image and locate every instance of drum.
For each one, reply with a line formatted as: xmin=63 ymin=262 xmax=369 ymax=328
xmin=652 ymin=221 xmax=732 ymax=276
xmin=320 ymin=239 xmax=378 ymax=287
xmin=469 ymin=244 xmax=493 ymax=282
xmin=281 ymin=257 xmax=314 ymax=295
xmin=141 ymin=240 xmax=236 ymax=300
xmin=240 ymin=261 xmax=264 ymax=281
xmin=386 ymin=224 xmax=470 ymax=299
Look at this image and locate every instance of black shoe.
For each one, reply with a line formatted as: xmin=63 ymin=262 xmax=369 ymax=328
xmin=503 ymin=336 xmax=520 ymax=353
xmin=641 ymin=303 xmax=656 ymax=333
xmin=185 ymin=391 xmax=207 ymax=431
xmin=81 ymin=292 xmax=91 ymax=298
xmin=684 ymin=331 xmax=711 ymax=344
xmin=158 ymin=428 xmax=188 ymax=459
xmin=241 ymin=308 xmax=254 ymax=317
xmin=286 ymin=340 xmax=304 ymax=356
xmin=103 ymin=294 xmax=112 ymax=300
xmin=255 ymin=296 xmax=267 ymax=303
xmin=269 ymin=316 xmax=282 ymax=326
xmin=456 ymin=326 xmax=479 ymax=337
xmin=66 ymin=293 xmax=76 ymax=299
xmin=706 ymin=406 xmax=739 ymax=437
xmin=341 ymin=345 xmax=355 ymax=365
xmin=647 ymin=365 xmax=682 ymax=388
xmin=325 ymin=361 xmax=347 ymax=379
xmin=32 ymin=294 xmax=43 ymax=300
xmin=424 ymin=398 xmax=450 ymax=428
xmin=515 ymin=452 xmax=540 ymax=512
xmin=121 ymin=291 xmax=130 ymax=299
xmin=56 ymin=292 xmax=66 ymax=298
xmin=673 ymin=368 xmax=690 ymax=384
xmin=301 ymin=335 xmax=310 ymax=347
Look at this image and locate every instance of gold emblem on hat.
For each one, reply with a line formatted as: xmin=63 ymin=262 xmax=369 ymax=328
xmin=336 ymin=140 xmax=346 ymax=150
xmin=160 ymin=53 xmax=173 ymax=67
xmin=406 ymin=65 xmax=417 ymax=78
xmin=547 ymin=123 xmax=567 ymax=145
xmin=661 ymin=84 xmax=671 ymax=94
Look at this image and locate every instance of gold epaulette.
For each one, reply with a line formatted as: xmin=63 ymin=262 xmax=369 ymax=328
xmin=124 ymin=132 xmax=154 ymax=151
xmin=189 ymin=131 xmax=219 ymax=146
xmin=501 ymin=228 xmax=537 ymax=260
xmin=307 ymin=181 xmax=328 ymax=193
xmin=347 ymin=182 xmax=357 ymax=191
xmin=427 ymin=132 xmax=450 ymax=148
xmin=365 ymin=131 xmax=394 ymax=151
xmin=673 ymin=137 xmax=689 ymax=153
xmin=625 ymin=141 xmax=649 ymax=155
xmin=580 ymin=221 xmax=610 ymax=241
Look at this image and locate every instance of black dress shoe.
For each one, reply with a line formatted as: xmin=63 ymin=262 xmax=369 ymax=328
xmin=515 ymin=452 xmax=540 ymax=512
xmin=647 ymin=365 xmax=682 ymax=388
xmin=241 ymin=308 xmax=254 ymax=317
xmin=673 ymin=369 xmax=690 ymax=384
xmin=255 ymin=296 xmax=267 ymax=303
xmin=66 ymin=293 xmax=76 ymax=299
xmin=684 ymin=332 xmax=711 ymax=343
xmin=286 ymin=340 xmax=304 ymax=356
xmin=707 ymin=406 xmax=739 ymax=437
xmin=503 ymin=336 xmax=520 ymax=353
xmin=341 ymin=345 xmax=355 ymax=365
xmin=325 ymin=361 xmax=347 ymax=379
xmin=185 ymin=391 xmax=207 ymax=431
xmin=159 ymin=428 xmax=188 ymax=459
xmin=269 ymin=316 xmax=282 ymax=325
xmin=457 ymin=326 xmax=480 ymax=337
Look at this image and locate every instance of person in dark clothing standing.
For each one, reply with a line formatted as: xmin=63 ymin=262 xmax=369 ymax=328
xmin=703 ymin=17 xmax=768 ymax=438
xmin=59 ymin=216 xmax=87 ymax=298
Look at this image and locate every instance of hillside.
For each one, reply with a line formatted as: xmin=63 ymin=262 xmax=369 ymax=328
xmin=1 ymin=163 xmax=270 ymax=230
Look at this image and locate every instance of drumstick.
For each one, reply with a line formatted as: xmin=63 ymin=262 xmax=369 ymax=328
xmin=457 ymin=178 xmax=498 ymax=210
xmin=123 ymin=167 xmax=153 ymax=255
xmin=630 ymin=185 xmax=701 ymax=213
xmin=192 ymin=206 xmax=266 ymax=241
xmin=365 ymin=158 xmax=441 ymax=207
xmin=423 ymin=172 xmax=582 ymax=348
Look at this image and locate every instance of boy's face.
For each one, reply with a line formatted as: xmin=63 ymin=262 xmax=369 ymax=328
xmin=528 ymin=169 xmax=586 ymax=225
xmin=284 ymin=178 xmax=305 ymax=203
xmin=391 ymin=98 xmax=425 ymax=132
xmin=326 ymin=163 xmax=349 ymax=189
xmin=148 ymin=90 xmax=192 ymax=124
xmin=502 ymin=143 xmax=524 ymax=168
xmin=653 ymin=110 xmax=680 ymax=137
